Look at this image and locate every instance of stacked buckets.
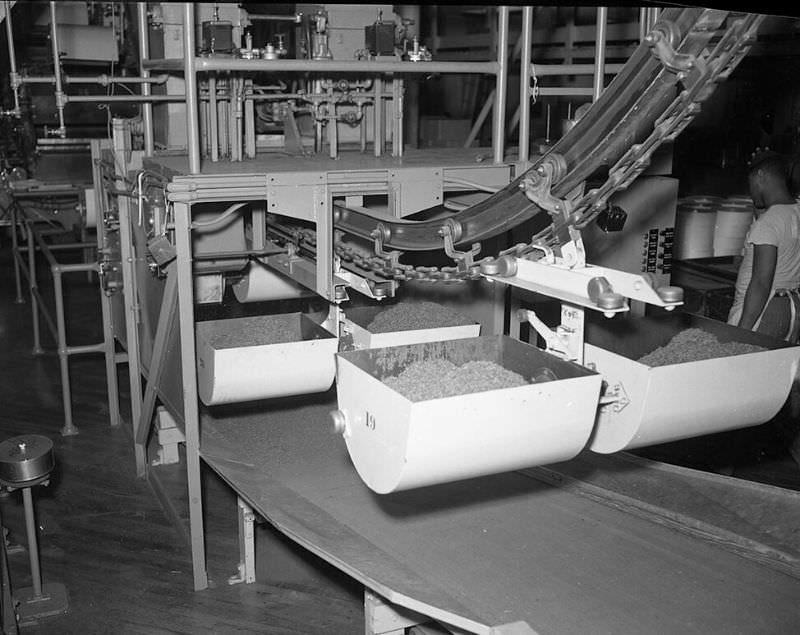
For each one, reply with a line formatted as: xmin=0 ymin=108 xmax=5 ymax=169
xmin=674 ymin=195 xmax=755 ymax=260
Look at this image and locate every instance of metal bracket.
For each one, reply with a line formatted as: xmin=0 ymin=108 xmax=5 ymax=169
xmin=599 ymin=380 xmax=630 ymax=413
xmin=645 ymin=21 xmax=700 ymax=75
xmin=519 ymin=307 xmax=584 ymax=364
xmin=364 ymin=589 xmax=426 ymax=635
xmin=440 ymin=218 xmax=481 ymax=272
xmin=371 ymin=222 xmax=402 ymax=269
xmin=518 ymin=154 xmax=571 ymax=222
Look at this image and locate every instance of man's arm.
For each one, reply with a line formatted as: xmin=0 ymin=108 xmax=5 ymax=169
xmin=738 ymin=243 xmax=778 ymax=330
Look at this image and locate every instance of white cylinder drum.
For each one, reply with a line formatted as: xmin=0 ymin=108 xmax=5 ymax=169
xmin=674 ymin=203 xmax=715 ymax=260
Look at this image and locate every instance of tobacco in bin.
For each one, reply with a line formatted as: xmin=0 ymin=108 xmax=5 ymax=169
xmin=384 ymin=359 xmax=530 ymax=401
xmin=366 ymin=301 xmax=475 ymax=333
xmin=637 ymin=327 xmax=766 ymax=367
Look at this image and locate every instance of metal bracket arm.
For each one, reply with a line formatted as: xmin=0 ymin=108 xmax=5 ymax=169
xmin=482 ymin=257 xmax=683 ymax=314
xmin=646 ymin=21 xmax=701 ymax=75
xmin=441 ymin=219 xmax=481 ymax=273
xmin=519 ymin=308 xmax=583 ymax=363
xmin=518 ymin=154 xmax=571 ymax=222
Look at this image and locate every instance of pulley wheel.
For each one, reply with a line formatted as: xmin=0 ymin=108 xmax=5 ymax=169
xmin=0 ymin=435 xmax=54 ymax=484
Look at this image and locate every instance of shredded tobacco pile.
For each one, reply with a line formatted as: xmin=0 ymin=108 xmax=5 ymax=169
xmin=383 ymin=359 xmax=529 ymax=401
xmin=637 ymin=327 xmax=766 ymax=367
xmin=209 ymin=316 xmax=302 ymax=348
xmin=366 ymin=301 xmax=474 ymax=333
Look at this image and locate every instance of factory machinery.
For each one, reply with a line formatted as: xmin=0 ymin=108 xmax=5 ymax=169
xmin=4 ymin=3 xmax=800 ymax=634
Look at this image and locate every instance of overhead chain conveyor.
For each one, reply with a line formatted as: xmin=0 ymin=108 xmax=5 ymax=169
xmin=4 ymin=4 xmax=800 ymax=634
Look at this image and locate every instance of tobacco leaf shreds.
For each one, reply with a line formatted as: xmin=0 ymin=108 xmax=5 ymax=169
xmin=637 ymin=327 xmax=766 ymax=367
xmin=366 ymin=301 xmax=474 ymax=333
xmin=383 ymin=359 xmax=529 ymax=401
xmin=209 ymin=317 xmax=302 ymax=348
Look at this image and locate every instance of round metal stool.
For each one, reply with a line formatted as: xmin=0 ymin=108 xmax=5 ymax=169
xmin=0 ymin=435 xmax=68 ymax=624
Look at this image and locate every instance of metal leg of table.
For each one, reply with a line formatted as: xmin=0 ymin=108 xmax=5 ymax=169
xmin=228 ymin=497 xmax=256 ymax=586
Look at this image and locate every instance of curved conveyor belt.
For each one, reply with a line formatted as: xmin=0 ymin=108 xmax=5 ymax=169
xmin=333 ymin=8 xmax=763 ymax=252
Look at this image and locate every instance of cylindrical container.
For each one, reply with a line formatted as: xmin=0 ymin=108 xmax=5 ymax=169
xmin=713 ymin=198 xmax=754 ymax=257
xmin=674 ymin=203 xmax=715 ymax=260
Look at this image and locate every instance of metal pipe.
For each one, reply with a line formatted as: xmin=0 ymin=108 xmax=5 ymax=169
xmin=328 ymin=103 xmax=337 ymax=159
xmin=10 ymin=205 xmax=24 ymax=303
xmin=184 ymin=3 xmax=201 ymax=174
xmin=138 ymin=3 xmax=154 ymax=156
xmin=538 ymin=87 xmax=594 ymax=97
xmin=519 ymin=6 xmax=534 ymax=162
xmin=639 ymin=7 xmax=649 ymax=42
xmin=17 ymin=77 xmax=56 ymax=84
xmin=209 ymin=76 xmax=219 ymax=161
xmin=4 ymin=0 xmax=20 ymax=115
xmin=247 ymin=13 xmax=302 ymax=22
xmin=16 ymin=242 xmax=95 ymax=253
xmin=244 ymin=83 xmax=256 ymax=159
xmin=530 ymin=62 xmax=624 ymax=76
xmin=22 ymin=488 xmax=43 ymax=597
xmin=184 ymin=57 xmax=499 ymax=75
xmin=65 ymin=94 xmax=186 ymax=103
xmin=373 ymin=77 xmax=383 ymax=157
xmin=66 ymin=74 xmax=169 ymax=85
xmin=26 ymin=223 xmax=43 ymax=354
xmin=52 ymin=269 xmax=79 ymax=436
xmin=235 ymin=78 xmax=243 ymax=162
xmin=393 ymin=79 xmax=404 ymax=158
xmin=593 ymin=7 xmax=608 ymax=103
xmin=19 ymin=74 xmax=168 ymax=85
xmin=49 ymin=1 xmax=66 ymax=137
xmin=492 ymin=6 xmax=510 ymax=164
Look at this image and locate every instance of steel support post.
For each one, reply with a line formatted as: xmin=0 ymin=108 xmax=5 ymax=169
xmin=492 ymin=6 xmax=510 ymax=164
xmin=593 ymin=7 xmax=608 ymax=103
xmin=26 ymin=223 xmax=43 ymax=355
xmin=173 ymin=199 xmax=209 ymax=591
xmin=11 ymin=204 xmax=23 ymax=303
xmin=137 ymin=2 xmax=154 ymax=156
xmin=52 ymin=268 xmax=79 ymax=436
xmin=374 ymin=77 xmax=383 ymax=157
xmin=4 ymin=0 xmax=20 ymax=116
xmin=518 ymin=6 xmax=534 ymax=162
xmin=209 ymin=76 xmax=219 ymax=162
xmin=91 ymin=139 xmax=122 ymax=428
xmin=49 ymin=1 xmax=66 ymax=136
xmin=112 ymin=120 xmax=146 ymax=472
xmin=135 ymin=267 xmax=178 ymax=478
xmin=183 ymin=3 xmax=201 ymax=174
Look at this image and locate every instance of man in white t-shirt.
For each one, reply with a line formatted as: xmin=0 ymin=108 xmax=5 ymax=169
xmin=728 ymin=150 xmax=800 ymax=340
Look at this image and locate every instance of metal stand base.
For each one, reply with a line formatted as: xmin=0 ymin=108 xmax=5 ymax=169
xmin=15 ymin=582 xmax=69 ymax=624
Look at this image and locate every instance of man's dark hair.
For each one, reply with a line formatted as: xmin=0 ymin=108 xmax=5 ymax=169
xmin=748 ymin=149 xmax=789 ymax=180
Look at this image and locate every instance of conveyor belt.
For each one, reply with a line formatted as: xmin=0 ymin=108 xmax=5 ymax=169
xmin=199 ymin=396 xmax=800 ymax=635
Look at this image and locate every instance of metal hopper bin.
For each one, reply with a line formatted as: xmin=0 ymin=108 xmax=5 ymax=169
xmin=584 ymin=313 xmax=800 ymax=453
xmin=334 ymin=335 xmax=602 ymax=494
xmin=196 ymin=313 xmax=338 ymax=405
xmin=341 ymin=304 xmax=480 ymax=349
